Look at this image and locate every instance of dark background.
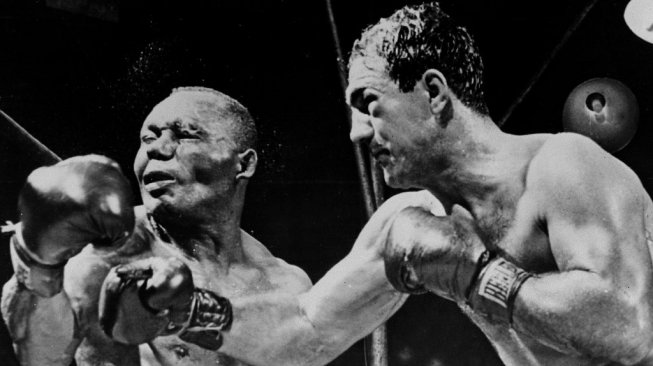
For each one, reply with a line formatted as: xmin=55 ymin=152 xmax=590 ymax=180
xmin=0 ymin=0 xmax=651 ymax=365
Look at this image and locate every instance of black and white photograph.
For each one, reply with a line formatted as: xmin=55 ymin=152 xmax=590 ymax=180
xmin=1 ymin=0 xmax=653 ymax=365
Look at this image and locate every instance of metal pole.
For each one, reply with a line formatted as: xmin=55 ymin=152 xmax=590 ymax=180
xmin=365 ymin=156 xmax=387 ymax=366
xmin=499 ymin=0 xmax=600 ymax=127
xmin=324 ymin=0 xmax=376 ymax=217
xmin=325 ymin=1 xmax=388 ymax=366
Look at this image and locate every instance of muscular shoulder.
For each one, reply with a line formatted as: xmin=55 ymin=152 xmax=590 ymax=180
xmin=270 ymin=257 xmax=313 ymax=294
xmin=241 ymin=230 xmax=312 ymax=294
xmin=526 ymin=133 xmax=644 ymax=220
xmin=528 ymin=133 xmax=640 ymax=196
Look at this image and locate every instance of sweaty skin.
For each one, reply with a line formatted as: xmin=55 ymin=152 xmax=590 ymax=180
xmin=210 ymin=190 xmax=444 ymax=366
xmin=211 ymin=134 xmax=653 ymax=366
xmin=343 ymin=52 xmax=653 ymax=365
xmin=458 ymin=133 xmax=653 ymax=366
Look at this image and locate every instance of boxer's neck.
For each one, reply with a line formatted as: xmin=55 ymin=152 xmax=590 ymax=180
xmin=153 ymin=197 xmax=247 ymax=265
xmin=424 ymin=111 xmax=538 ymax=217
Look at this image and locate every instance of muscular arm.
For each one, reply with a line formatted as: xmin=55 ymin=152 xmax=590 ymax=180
xmin=2 ymin=275 xmax=80 ymax=366
xmin=223 ymin=245 xmax=405 ymax=366
xmin=511 ymin=134 xmax=653 ymax=364
xmin=220 ymin=191 xmax=443 ymax=366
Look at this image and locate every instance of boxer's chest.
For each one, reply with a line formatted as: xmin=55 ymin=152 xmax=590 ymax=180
xmin=142 ymin=265 xmax=276 ymax=366
xmin=144 ymin=250 xmax=285 ymax=364
xmin=142 ymin=336 xmax=248 ymax=366
xmin=187 ymin=259 xmax=279 ymax=297
xmin=475 ymin=193 xmax=556 ymax=273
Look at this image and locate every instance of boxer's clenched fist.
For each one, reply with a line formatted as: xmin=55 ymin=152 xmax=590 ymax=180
xmin=99 ymin=257 xmax=194 ymax=345
xmin=19 ymin=154 xmax=134 ymax=265
xmin=384 ymin=206 xmax=533 ymax=323
xmin=383 ymin=205 xmax=487 ymax=302
xmin=100 ymin=257 xmax=232 ymax=349
xmin=354 ymin=190 xmax=445 ymax=254
xmin=124 ymin=256 xmax=194 ymax=323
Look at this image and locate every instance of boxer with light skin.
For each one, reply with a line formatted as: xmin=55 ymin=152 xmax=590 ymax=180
xmin=343 ymin=2 xmax=653 ymax=365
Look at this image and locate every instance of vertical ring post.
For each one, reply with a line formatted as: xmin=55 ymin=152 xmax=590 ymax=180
xmin=325 ymin=1 xmax=388 ymax=366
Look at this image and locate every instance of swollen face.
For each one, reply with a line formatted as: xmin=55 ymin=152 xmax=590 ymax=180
xmin=133 ymin=91 xmax=240 ymax=221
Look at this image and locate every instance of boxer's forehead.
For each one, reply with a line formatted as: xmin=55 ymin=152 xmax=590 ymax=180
xmin=140 ymin=92 xmax=228 ymax=135
xmin=346 ymin=56 xmax=393 ymax=105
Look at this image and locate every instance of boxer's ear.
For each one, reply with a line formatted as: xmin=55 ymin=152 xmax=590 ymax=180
xmin=236 ymin=149 xmax=257 ymax=180
xmin=421 ymin=69 xmax=449 ymax=115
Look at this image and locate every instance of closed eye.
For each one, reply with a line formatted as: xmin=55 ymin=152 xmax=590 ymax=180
xmin=177 ymin=131 xmax=201 ymax=140
xmin=141 ymin=134 xmax=156 ymax=144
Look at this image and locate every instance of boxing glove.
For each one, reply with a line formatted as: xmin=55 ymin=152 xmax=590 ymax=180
xmin=99 ymin=257 xmax=232 ymax=350
xmin=383 ymin=205 xmax=487 ymax=300
xmin=384 ymin=206 xmax=532 ymax=324
xmin=11 ymin=155 xmax=134 ymax=296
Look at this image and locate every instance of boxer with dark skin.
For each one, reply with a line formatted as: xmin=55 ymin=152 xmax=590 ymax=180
xmin=2 ymin=87 xmax=311 ymax=366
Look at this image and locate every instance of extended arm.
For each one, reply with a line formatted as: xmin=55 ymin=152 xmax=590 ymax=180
xmin=221 ymin=243 xmax=406 ymax=366
xmin=221 ymin=191 xmax=445 ymax=366
xmin=99 ymin=190 xmax=443 ymax=366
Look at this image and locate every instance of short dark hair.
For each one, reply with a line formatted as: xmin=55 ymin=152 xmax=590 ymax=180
xmin=171 ymin=86 xmax=258 ymax=151
xmin=349 ymin=2 xmax=488 ymax=115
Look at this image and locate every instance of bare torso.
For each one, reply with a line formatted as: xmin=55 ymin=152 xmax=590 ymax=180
xmin=455 ymin=134 xmax=653 ymax=366
xmin=65 ymin=207 xmax=310 ymax=366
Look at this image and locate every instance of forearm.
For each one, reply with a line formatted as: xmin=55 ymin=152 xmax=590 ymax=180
xmin=2 ymin=275 xmax=79 ymax=366
xmin=221 ymin=253 xmax=407 ymax=366
xmin=511 ymin=270 xmax=652 ymax=364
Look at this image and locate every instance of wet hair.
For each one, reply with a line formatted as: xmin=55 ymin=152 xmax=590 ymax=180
xmin=171 ymin=86 xmax=258 ymax=151
xmin=349 ymin=2 xmax=489 ymax=115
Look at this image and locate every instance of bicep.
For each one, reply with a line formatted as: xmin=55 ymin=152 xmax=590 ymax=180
xmin=537 ymin=141 xmax=650 ymax=282
xmin=2 ymin=276 xmax=80 ymax=366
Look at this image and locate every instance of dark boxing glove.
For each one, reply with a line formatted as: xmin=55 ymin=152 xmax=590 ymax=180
xmin=384 ymin=206 xmax=532 ymax=324
xmin=99 ymin=257 xmax=232 ymax=350
xmin=11 ymin=155 xmax=134 ymax=296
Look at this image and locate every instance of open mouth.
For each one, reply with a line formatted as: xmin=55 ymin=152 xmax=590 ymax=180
xmin=142 ymin=171 xmax=176 ymax=195
xmin=143 ymin=171 xmax=175 ymax=184
xmin=371 ymin=147 xmax=391 ymax=165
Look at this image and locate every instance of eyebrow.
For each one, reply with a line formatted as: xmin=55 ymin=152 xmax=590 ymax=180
xmin=142 ymin=118 xmax=204 ymax=135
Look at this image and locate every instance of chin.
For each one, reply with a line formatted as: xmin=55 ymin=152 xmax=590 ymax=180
xmin=143 ymin=193 xmax=177 ymax=218
xmin=383 ymin=166 xmax=422 ymax=190
xmin=383 ymin=169 xmax=409 ymax=189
